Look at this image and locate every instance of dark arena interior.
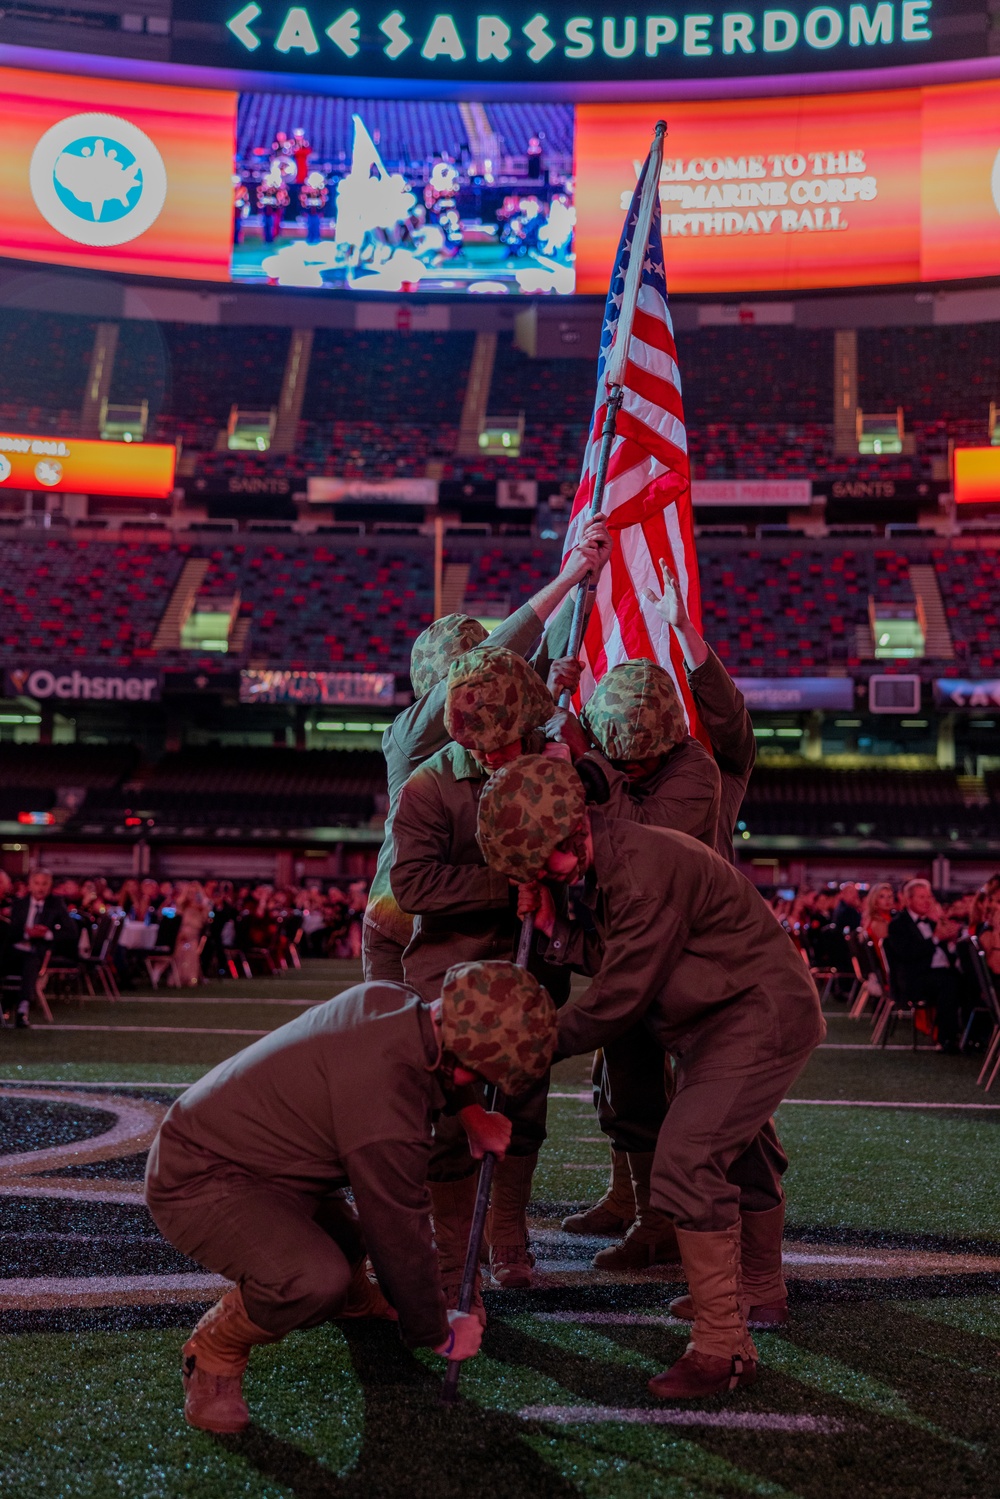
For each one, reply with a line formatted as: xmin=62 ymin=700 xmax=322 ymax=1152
xmin=2 ymin=5 xmax=1000 ymax=1495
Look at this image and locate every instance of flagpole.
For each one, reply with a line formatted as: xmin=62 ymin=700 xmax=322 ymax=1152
xmin=557 ymin=119 xmax=667 ymax=709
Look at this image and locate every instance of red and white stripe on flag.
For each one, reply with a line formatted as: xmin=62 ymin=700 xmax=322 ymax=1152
xmin=562 ymin=278 xmax=702 ymax=726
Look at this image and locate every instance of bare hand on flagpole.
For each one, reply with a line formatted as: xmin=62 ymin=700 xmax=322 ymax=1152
xmin=642 ymin=558 xmax=709 ymax=670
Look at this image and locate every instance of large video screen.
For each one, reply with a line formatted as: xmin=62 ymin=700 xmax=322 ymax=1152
xmin=575 ymin=82 xmax=1000 ymax=292
xmin=2 ymin=61 xmax=999 ymax=295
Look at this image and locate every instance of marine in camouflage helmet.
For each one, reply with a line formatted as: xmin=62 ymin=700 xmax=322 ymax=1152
xmin=441 ymin=959 xmax=557 ymax=1096
xmin=580 ymin=659 xmax=686 ymax=763
xmin=409 ymin=614 xmax=489 ymax=698
xmin=477 ymin=754 xmax=586 ymax=882
xmin=444 ymin=646 xmax=554 ymax=755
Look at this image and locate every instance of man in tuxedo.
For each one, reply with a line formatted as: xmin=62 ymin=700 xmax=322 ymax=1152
xmin=885 ymin=878 xmax=962 ymax=1052
xmin=3 ymin=869 xmax=73 ymax=1027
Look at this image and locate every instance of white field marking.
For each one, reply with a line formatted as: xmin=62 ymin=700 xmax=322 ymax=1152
xmin=817 ymin=1043 xmax=910 ymax=1050
xmin=782 ymin=1099 xmax=1000 ymax=1111
xmin=105 ymin=996 xmax=319 ymax=1008
xmin=533 ymin=1311 xmax=688 ymax=1327
xmin=572 ymin=1137 xmax=608 ymax=1143
xmin=36 ymin=1025 xmax=270 ymax=1036
xmin=519 ymin=1406 xmax=848 ymax=1433
xmin=0 ymin=1079 xmax=191 ymax=1090
xmin=0 ymin=1271 xmax=230 ymax=1308
xmin=560 ymin=1163 xmax=614 ymax=1171
xmin=0 ymin=1088 xmax=164 ymax=1176
xmin=0 ymin=1183 xmax=145 ymax=1203
xmin=550 ymin=1091 xmax=594 ymax=1101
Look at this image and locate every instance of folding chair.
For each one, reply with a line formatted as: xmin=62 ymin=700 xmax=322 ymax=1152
xmin=958 ymin=936 xmax=1000 ymax=1090
xmin=145 ymin=912 xmax=182 ymax=990
xmin=1 ymin=952 xmax=54 ymax=1024
xmin=846 ymin=931 xmax=884 ymax=1020
xmin=81 ymin=914 xmax=125 ymax=999
xmin=870 ymin=940 xmax=932 ymax=1049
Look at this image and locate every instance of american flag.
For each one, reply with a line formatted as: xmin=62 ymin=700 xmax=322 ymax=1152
xmin=563 ymin=148 xmax=702 ymax=724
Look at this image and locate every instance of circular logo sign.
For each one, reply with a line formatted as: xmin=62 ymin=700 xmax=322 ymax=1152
xmin=34 ymin=459 xmax=62 ymax=487
xmin=29 ymin=112 xmax=167 ymax=248
xmin=0 ymin=455 xmax=11 ymax=484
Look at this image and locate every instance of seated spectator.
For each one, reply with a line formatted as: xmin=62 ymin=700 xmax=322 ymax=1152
xmin=135 ymin=878 xmax=162 ymax=923
xmin=833 ymin=882 xmax=863 ymax=932
xmin=1 ymin=869 xmax=75 ymax=1026
xmin=885 ymin=878 xmax=965 ymax=1052
xmin=345 ymin=880 xmax=368 ymax=961
xmin=862 ymin=882 xmax=895 ymax=943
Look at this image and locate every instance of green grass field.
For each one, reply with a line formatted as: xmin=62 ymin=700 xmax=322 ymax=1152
xmin=1 ymin=961 xmax=999 ymax=1498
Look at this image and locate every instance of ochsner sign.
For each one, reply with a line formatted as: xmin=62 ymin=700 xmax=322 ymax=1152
xmin=7 ymin=666 xmax=162 ymax=702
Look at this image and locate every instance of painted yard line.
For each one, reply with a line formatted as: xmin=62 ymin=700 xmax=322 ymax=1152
xmin=103 ymin=996 xmax=319 ymax=1008
xmin=0 ymin=1079 xmax=191 ymax=1090
xmin=818 ymin=1043 xmax=910 ymax=1050
xmin=549 ymin=1091 xmax=594 ymax=1101
xmin=34 ymin=1025 xmax=270 ymax=1037
xmin=559 ymin=1163 xmax=613 ymax=1171
xmin=533 ymin=1311 xmax=688 ymax=1327
xmin=783 ymin=1098 xmax=1000 ymax=1111
xmin=0 ymin=1271 xmax=230 ymax=1307
xmin=519 ymin=1406 xmax=848 ymax=1434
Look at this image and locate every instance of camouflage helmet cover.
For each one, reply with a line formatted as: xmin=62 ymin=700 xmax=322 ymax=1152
xmin=441 ymin=959 xmax=557 ymax=1096
xmin=409 ymin=613 xmax=489 ymax=697
xmin=477 ymin=754 xmax=587 ymax=882
xmin=444 ymin=646 xmax=554 ymax=754
xmin=581 ymin=659 xmax=686 ymax=761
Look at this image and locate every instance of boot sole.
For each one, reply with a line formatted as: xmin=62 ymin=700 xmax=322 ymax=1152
xmin=561 ymin=1219 xmax=632 ymax=1236
xmin=647 ymin=1366 xmax=758 ymax=1400
xmin=184 ymin=1408 xmax=251 ymax=1434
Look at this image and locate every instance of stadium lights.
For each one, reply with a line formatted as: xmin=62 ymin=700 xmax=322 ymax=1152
xmin=0 ymin=714 xmax=41 ymax=724
xmin=314 ymin=720 xmax=391 ymax=732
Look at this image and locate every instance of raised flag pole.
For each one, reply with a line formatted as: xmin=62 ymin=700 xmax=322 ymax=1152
xmin=558 ymin=118 xmax=668 ymax=710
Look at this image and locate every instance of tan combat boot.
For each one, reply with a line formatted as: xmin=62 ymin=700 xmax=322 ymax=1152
xmin=181 ymin=1287 xmax=282 ymax=1433
xmin=431 ymin=1176 xmax=486 ymax=1327
xmin=592 ymin=1152 xmax=681 ymax=1270
xmin=669 ymin=1200 xmax=788 ymax=1328
xmin=562 ymin=1146 xmax=636 ymax=1236
xmin=487 ymin=1152 xmax=538 ymax=1289
xmin=648 ymin=1224 xmax=758 ymax=1400
xmin=334 ymin=1256 xmax=399 ymax=1321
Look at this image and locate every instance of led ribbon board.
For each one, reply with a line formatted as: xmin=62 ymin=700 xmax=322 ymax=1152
xmin=167 ymin=0 xmax=970 ymax=79
xmin=0 ymin=433 xmax=177 ymax=498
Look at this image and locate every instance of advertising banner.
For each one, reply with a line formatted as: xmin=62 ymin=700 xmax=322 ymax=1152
xmin=240 ymin=669 xmax=395 ymax=704
xmin=693 ymin=480 xmax=813 ymax=506
xmin=734 ymin=677 xmax=856 ymax=710
xmin=7 ymin=665 xmax=162 ymax=702
xmin=0 ymin=64 xmax=236 ymax=281
xmin=952 ymin=447 xmax=1000 ymax=504
xmin=0 ymin=432 xmax=176 ymax=498
xmin=306 ymin=477 xmax=438 ymax=505
xmin=934 ymin=680 xmax=1000 ymax=708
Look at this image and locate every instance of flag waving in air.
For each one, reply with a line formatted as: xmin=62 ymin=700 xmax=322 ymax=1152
xmin=563 ymin=127 xmax=702 ymax=723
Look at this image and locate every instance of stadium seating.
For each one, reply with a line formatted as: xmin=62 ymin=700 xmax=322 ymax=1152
xmin=741 ymin=766 xmax=1000 ymax=840
xmin=236 ymin=95 xmax=470 ymax=171
xmin=0 ymin=532 xmax=996 ymax=682
xmin=0 ymin=308 xmax=95 ymax=428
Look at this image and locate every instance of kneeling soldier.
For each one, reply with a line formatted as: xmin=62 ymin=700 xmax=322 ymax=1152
xmin=145 ymin=962 xmax=556 ymax=1433
xmin=476 ymin=757 xmax=825 ymax=1400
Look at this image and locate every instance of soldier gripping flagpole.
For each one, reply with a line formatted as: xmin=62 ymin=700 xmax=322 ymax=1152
xmin=560 ymin=118 xmax=668 ymax=703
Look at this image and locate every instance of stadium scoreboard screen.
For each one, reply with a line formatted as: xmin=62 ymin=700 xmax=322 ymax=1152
xmin=0 ymin=0 xmax=997 ymax=296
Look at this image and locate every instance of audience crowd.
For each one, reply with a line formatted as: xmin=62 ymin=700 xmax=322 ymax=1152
xmin=2 ymin=863 xmax=998 ymax=1054
xmin=0 ymin=869 xmax=371 ymax=1022
xmin=772 ymin=873 xmax=1000 ymax=1052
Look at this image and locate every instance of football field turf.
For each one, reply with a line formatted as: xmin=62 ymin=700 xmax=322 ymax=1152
xmin=1 ymin=960 xmax=998 ymax=1499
